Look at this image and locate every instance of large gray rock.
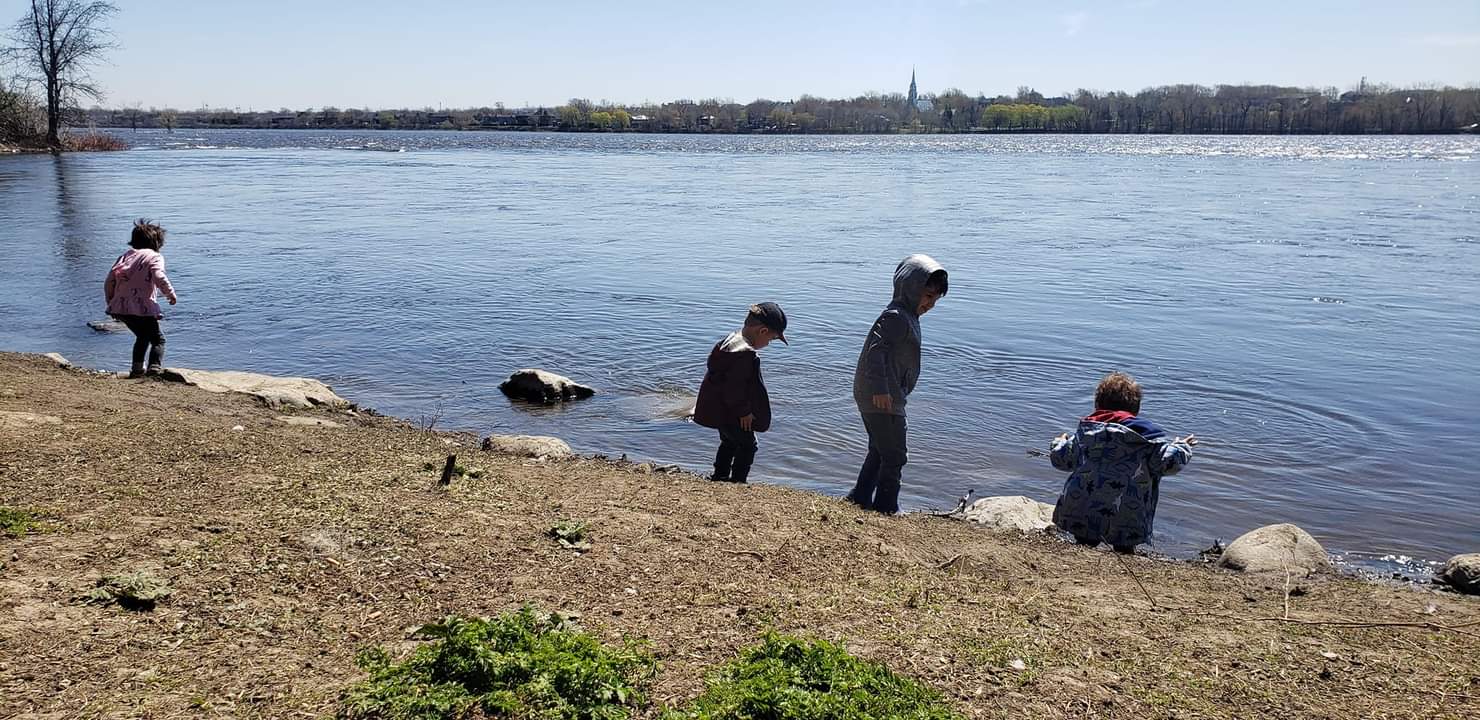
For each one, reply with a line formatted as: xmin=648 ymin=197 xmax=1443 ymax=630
xmin=159 ymin=368 xmax=350 ymax=410
xmin=1438 ymin=553 xmax=1480 ymax=595
xmin=481 ymin=434 xmax=575 ymax=459
xmin=963 ymin=496 xmax=1055 ymax=532
xmin=499 ymin=369 xmax=596 ymax=404
xmin=1217 ymin=523 xmax=1330 ymax=574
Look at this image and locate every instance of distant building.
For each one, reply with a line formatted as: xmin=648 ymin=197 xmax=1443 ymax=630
xmin=907 ymin=68 xmax=932 ymax=113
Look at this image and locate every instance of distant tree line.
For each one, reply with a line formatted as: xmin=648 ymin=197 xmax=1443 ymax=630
xmin=69 ymin=82 xmax=1480 ymax=137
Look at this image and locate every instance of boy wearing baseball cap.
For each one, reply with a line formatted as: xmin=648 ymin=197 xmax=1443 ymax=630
xmin=693 ymin=302 xmax=788 ymax=483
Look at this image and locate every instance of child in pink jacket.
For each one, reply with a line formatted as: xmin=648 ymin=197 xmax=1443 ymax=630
xmin=104 ymin=219 xmax=178 ymax=377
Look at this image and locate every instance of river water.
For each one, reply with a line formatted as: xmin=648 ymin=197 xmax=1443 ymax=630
xmin=2 ymin=129 xmax=1476 ymax=572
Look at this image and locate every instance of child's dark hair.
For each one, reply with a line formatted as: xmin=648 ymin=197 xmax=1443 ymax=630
xmin=1094 ymin=372 xmax=1142 ymax=414
xmin=129 ymin=219 xmax=166 ymax=251
xmin=925 ymin=269 xmax=949 ymax=296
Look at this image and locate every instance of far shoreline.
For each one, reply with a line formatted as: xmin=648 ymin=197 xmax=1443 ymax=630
xmin=85 ymin=125 xmax=1480 ymax=138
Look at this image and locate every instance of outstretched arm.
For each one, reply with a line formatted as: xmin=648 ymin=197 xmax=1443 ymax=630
xmin=1049 ymin=432 xmax=1079 ymax=471
xmin=1153 ymin=434 xmax=1196 ymax=476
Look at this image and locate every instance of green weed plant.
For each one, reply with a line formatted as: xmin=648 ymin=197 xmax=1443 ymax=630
xmin=664 ymin=633 xmax=965 ymax=720
xmin=340 ymin=607 xmax=653 ymax=720
xmin=1 ymin=506 xmax=46 ymax=537
xmin=81 ymin=571 xmax=173 ymax=610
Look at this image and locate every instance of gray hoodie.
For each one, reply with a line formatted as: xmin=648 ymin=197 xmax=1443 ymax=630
xmin=852 ymin=254 xmax=948 ymax=416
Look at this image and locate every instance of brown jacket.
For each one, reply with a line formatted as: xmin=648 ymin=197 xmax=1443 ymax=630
xmin=694 ymin=334 xmax=772 ymax=432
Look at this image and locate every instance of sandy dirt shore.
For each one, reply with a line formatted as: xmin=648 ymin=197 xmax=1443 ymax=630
xmin=1 ymin=352 xmax=1475 ymax=718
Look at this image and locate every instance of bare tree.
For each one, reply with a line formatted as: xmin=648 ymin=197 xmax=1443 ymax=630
xmin=10 ymin=1 xmax=117 ymax=149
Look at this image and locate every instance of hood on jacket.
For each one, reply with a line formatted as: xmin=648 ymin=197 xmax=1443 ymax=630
xmin=891 ymin=254 xmax=948 ymax=312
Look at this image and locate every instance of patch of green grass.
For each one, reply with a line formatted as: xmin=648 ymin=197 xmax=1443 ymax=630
xmin=81 ymin=571 xmax=173 ymax=611
xmin=339 ymin=607 xmax=654 ymax=720
xmin=549 ymin=520 xmax=593 ymax=551
xmin=664 ymin=633 xmax=965 ymax=720
xmin=1 ymin=506 xmax=47 ymax=537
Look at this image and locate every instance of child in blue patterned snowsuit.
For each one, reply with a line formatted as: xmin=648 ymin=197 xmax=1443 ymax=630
xmin=1048 ymin=372 xmax=1196 ymax=553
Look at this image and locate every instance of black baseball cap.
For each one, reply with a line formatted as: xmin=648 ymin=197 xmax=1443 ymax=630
xmin=748 ymin=302 xmax=788 ymax=345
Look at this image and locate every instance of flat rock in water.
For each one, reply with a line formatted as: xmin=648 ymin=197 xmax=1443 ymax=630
xmin=87 ymin=320 xmax=126 ymax=333
xmin=481 ymin=434 xmax=575 ymax=459
xmin=0 ymin=410 xmax=63 ymax=428
xmin=1217 ymin=523 xmax=1330 ymax=574
xmin=1438 ymin=553 xmax=1480 ymax=595
xmin=159 ymin=368 xmax=350 ymax=410
xmin=962 ymin=495 xmax=1056 ymax=532
xmin=499 ymin=369 xmax=596 ymax=404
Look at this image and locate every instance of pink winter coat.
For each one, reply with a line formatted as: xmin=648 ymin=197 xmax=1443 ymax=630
xmin=104 ymin=248 xmax=177 ymax=318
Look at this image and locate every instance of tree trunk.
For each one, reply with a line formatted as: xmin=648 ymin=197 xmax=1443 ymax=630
xmin=47 ymin=87 xmax=61 ymax=149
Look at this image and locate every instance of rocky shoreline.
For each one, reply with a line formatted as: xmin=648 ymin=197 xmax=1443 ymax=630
xmin=2 ymin=351 xmax=1477 ymax=718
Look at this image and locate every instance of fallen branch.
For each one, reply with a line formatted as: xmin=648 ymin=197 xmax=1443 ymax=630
xmin=936 ymin=553 xmax=967 ymax=570
xmin=1113 ymin=551 xmax=1159 ymax=610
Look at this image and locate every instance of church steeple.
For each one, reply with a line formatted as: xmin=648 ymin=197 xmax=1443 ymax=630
xmin=907 ymin=67 xmax=918 ymax=109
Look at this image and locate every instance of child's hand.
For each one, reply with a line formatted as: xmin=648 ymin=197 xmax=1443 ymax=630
xmin=1176 ymin=434 xmax=1198 ymax=446
xmin=871 ymin=394 xmax=893 ymax=412
xmin=1053 ymin=433 xmax=1070 ymax=445
xmin=168 ymin=296 xmax=177 ymax=305
xmin=740 ymin=413 xmax=755 ymax=431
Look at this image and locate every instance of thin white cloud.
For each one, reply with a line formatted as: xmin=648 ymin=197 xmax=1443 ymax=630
xmin=1415 ymin=33 xmax=1480 ymax=48
xmin=1061 ymin=11 xmax=1090 ymax=37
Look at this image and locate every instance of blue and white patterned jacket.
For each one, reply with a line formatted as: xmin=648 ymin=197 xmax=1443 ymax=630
xmin=1049 ymin=417 xmax=1193 ymax=548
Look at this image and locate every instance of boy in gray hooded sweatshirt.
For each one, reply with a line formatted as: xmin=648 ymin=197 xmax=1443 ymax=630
xmin=846 ymin=254 xmax=949 ymax=514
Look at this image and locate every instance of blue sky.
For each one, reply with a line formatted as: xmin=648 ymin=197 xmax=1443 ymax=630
xmin=59 ymin=0 xmax=1480 ymax=110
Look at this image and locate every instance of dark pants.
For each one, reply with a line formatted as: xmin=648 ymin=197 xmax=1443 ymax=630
xmin=847 ymin=412 xmax=908 ymax=514
xmin=114 ymin=314 xmax=165 ymax=373
xmin=712 ymin=425 xmax=757 ymax=483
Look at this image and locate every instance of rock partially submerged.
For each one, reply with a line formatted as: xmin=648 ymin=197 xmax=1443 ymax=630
xmin=87 ymin=319 xmax=126 ymax=333
xmin=159 ymin=368 xmax=350 ymax=410
xmin=1438 ymin=553 xmax=1480 ymax=595
xmin=962 ymin=496 xmax=1055 ymax=532
xmin=481 ymin=434 xmax=575 ymax=459
xmin=498 ymin=369 xmax=596 ymax=404
xmin=1217 ymin=523 xmax=1331 ymax=575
